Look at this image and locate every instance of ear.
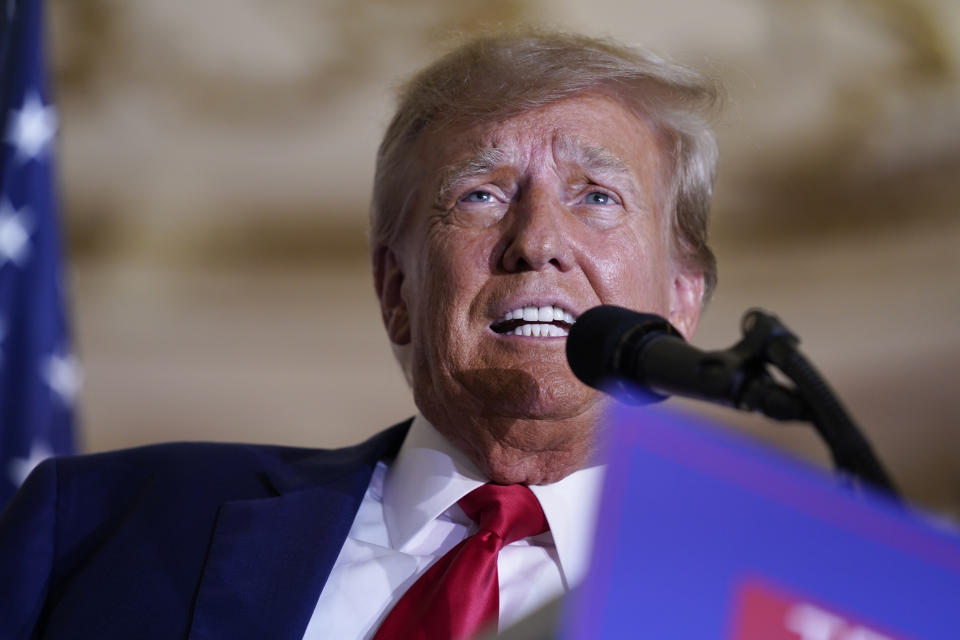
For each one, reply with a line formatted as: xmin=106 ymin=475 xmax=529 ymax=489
xmin=373 ymin=244 xmax=411 ymax=345
xmin=668 ymin=269 xmax=705 ymax=340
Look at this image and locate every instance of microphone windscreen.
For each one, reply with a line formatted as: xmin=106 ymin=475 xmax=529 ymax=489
xmin=566 ymin=305 xmax=650 ymax=389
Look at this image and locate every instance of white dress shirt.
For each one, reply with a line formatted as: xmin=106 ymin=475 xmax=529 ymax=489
xmin=302 ymin=415 xmax=604 ymax=639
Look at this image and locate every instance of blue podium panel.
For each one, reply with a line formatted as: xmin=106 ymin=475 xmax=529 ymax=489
xmin=566 ymin=405 xmax=960 ymax=639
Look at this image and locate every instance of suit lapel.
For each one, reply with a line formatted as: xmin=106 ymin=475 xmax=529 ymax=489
xmin=187 ymin=421 xmax=411 ymax=640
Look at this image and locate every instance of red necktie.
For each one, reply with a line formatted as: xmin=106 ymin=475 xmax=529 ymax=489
xmin=373 ymin=483 xmax=549 ymax=640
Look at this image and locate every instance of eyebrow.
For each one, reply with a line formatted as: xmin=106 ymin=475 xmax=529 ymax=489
xmin=433 ymin=145 xmax=508 ymax=208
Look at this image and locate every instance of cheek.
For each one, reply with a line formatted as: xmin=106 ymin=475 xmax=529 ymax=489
xmin=410 ymin=231 xmax=491 ymax=344
xmin=586 ymin=233 xmax=673 ymax=312
xmin=423 ymin=240 xmax=480 ymax=307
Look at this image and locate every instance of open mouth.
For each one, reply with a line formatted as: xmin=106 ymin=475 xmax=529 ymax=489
xmin=490 ymin=304 xmax=576 ymax=337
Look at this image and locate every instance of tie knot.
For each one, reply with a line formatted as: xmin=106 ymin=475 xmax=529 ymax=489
xmin=458 ymin=483 xmax=549 ymax=546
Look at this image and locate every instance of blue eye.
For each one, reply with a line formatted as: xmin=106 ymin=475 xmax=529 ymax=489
xmin=462 ymin=190 xmax=494 ymax=203
xmin=583 ymin=191 xmax=612 ymax=205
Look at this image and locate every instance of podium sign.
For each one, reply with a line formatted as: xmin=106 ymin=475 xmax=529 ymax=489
xmin=564 ymin=405 xmax=960 ymax=639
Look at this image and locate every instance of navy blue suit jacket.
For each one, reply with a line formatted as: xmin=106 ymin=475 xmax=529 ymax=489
xmin=0 ymin=420 xmax=412 ymax=640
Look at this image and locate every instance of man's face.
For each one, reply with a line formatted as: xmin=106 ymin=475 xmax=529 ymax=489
xmin=376 ymin=93 xmax=703 ymax=483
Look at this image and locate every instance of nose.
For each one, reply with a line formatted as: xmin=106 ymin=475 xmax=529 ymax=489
xmin=499 ymin=186 xmax=574 ymax=273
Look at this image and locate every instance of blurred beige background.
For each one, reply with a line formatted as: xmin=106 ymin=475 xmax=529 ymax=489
xmin=49 ymin=1 xmax=959 ymax=514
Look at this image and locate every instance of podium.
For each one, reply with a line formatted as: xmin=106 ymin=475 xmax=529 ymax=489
xmin=497 ymin=406 xmax=960 ymax=639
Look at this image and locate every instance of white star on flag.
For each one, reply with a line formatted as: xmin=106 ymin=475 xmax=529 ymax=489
xmin=6 ymin=90 xmax=57 ymax=161
xmin=43 ymin=351 xmax=82 ymax=405
xmin=8 ymin=440 xmax=54 ymax=487
xmin=0 ymin=200 xmax=31 ymax=266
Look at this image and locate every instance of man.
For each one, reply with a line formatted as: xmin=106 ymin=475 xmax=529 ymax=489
xmin=0 ymin=29 xmax=719 ymax=639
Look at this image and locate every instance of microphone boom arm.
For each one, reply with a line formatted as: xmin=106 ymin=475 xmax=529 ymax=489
xmin=739 ymin=310 xmax=899 ymax=497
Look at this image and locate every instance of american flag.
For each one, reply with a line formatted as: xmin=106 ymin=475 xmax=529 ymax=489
xmin=0 ymin=0 xmax=78 ymax=508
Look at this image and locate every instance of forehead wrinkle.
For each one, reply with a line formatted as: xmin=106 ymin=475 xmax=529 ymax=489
xmin=551 ymin=132 xmax=630 ymax=174
xmin=433 ymin=144 xmax=509 ymax=207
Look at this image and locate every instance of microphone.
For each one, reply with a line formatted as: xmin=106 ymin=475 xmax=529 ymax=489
xmin=567 ymin=306 xmax=898 ymax=495
xmin=566 ymin=305 xmax=782 ymax=411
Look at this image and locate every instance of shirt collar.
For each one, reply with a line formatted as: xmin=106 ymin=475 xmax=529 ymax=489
xmin=382 ymin=413 xmax=605 ymax=588
xmin=528 ymin=464 xmax=605 ymax=587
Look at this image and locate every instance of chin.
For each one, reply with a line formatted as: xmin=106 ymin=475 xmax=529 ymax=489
xmin=418 ymin=362 xmax=607 ymax=483
xmin=453 ymin=361 xmax=597 ymax=420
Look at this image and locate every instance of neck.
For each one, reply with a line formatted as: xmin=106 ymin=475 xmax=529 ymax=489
xmin=426 ymin=411 xmax=604 ymax=485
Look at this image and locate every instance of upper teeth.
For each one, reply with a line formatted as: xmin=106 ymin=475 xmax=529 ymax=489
xmin=498 ymin=305 xmax=576 ymax=325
